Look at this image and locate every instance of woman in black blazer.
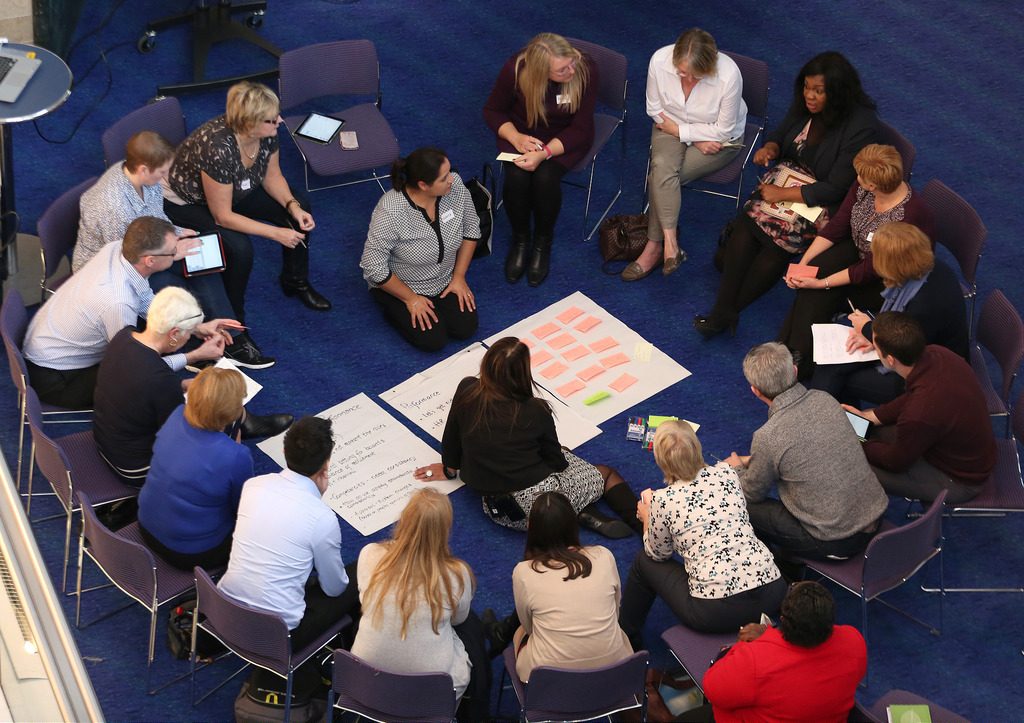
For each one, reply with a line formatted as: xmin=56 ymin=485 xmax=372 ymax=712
xmin=695 ymin=51 xmax=878 ymax=338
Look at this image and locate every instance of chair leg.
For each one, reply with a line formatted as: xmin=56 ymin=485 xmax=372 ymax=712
xmin=25 ymin=441 xmax=35 ymax=515
xmin=284 ymin=671 xmax=293 ymax=723
xmin=74 ymin=530 xmax=86 ymax=627
xmin=62 ymin=507 xmax=74 ymax=592
xmin=16 ymin=396 xmax=25 ymax=488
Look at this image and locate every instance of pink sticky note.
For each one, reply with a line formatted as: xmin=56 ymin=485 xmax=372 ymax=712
xmin=574 ymin=315 xmax=602 ymax=333
xmin=556 ymin=379 xmax=586 ymax=397
xmin=548 ymin=332 xmax=576 ymax=350
xmin=562 ymin=345 xmax=591 ymax=362
xmin=532 ymin=322 xmax=559 ymax=339
xmin=589 ymin=336 xmax=619 ymax=353
xmin=577 ymin=364 xmax=606 ymax=381
xmin=530 ymin=349 xmax=553 ymax=367
xmin=556 ymin=306 xmax=585 ymax=324
xmin=600 ymin=352 xmax=630 ymax=368
xmin=520 ymin=337 xmax=535 ymax=349
xmin=610 ymin=373 xmax=638 ymax=392
xmin=540 ymin=361 xmax=569 ymax=379
xmin=787 ymin=263 xmax=817 ymax=279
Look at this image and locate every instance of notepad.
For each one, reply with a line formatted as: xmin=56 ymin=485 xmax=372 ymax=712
xmin=556 ymin=379 xmax=586 ymax=397
xmin=556 ymin=306 xmax=585 ymax=324
xmin=787 ymin=263 xmax=817 ymax=279
xmin=600 ymin=352 xmax=630 ymax=368
xmin=540 ymin=361 xmax=569 ymax=379
xmin=634 ymin=342 xmax=654 ymax=362
xmin=609 ymin=373 xmax=637 ymax=392
xmin=548 ymin=332 xmax=576 ymax=350
xmin=575 ymin=315 xmax=602 ymax=333
xmin=577 ymin=364 xmax=606 ymax=381
xmin=530 ymin=349 xmax=553 ymax=367
xmin=532 ymin=322 xmax=559 ymax=339
xmin=496 ymin=152 xmax=521 ymax=162
xmin=562 ymin=345 xmax=591 ymax=361
xmin=589 ymin=336 xmax=619 ymax=353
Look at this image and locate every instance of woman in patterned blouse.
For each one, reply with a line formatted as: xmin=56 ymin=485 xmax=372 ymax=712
xmin=360 ymin=147 xmax=481 ymax=352
xmin=778 ymin=143 xmax=934 ymax=378
xmin=619 ymin=420 xmax=786 ymax=644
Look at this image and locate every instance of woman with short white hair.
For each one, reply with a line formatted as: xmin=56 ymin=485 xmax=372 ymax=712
xmin=618 ymin=420 xmax=786 ymax=646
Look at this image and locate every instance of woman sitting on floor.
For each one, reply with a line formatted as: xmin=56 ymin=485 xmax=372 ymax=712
xmin=808 ymin=221 xmax=968 ymax=405
xmin=695 ymin=51 xmax=878 ymax=338
xmin=137 ymin=366 xmax=254 ymax=570
xmin=359 ymin=147 xmax=481 ymax=352
xmin=778 ymin=143 xmax=934 ymax=378
xmin=414 ymin=337 xmax=641 ymax=538
xmin=618 ymin=420 xmax=786 ymax=646
xmin=351 ymin=488 xmax=489 ymax=719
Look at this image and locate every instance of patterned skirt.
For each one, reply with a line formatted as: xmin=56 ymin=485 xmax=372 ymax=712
xmin=481 ymin=451 xmax=604 ymax=531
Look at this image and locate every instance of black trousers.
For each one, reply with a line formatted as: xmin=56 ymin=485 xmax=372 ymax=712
xmin=746 ymin=499 xmax=878 ymax=562
xmin=808 ymin=360 xmax=905 ymax=406
xmin=164 ymin=187 xmax=311 ymax=323
xmin=502 ymin=160 xmax=568 ymax=237
xmin=25 ymin=360 xmax=100 ymax=409
xmin=710 ymin=214 xmax=794 ymax=322
xmin=370 ymin=288 xmax=478 ymax=352
xmin=452 ymin=610 xmax=492 ymax=723
xmin=777 ymin=242 xmax=884 ymax=378
xmin=290 ymin=561 xmax=361 ymax=653
xmin=139 ymin=523 xmax=233 ymax=572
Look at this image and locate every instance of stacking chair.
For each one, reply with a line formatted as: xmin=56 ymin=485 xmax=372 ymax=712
xmin=921 ymin=388 xmax=1024 ymax=593
xmin=1 ymin=290 xmax=91 ymax=493
xmin=866 ymin=689 xmax=970 ymax=723
xmin=327 ymin=649 xmax=457 ymax=723
xmin=75 ymin=492 xmax=210 ymax=694
xmin=278 ymin=39 xmax=400 ymax=193
xmin=24 ymin=387 xmax=138 ymax=592
xmin=875 ymin=120 xmax=916 ymax=180
xmin=795 ymin=491 xmax=947 ymax=667
xmin=190 ymin=567 xmax=351 ymax=723
xmin=561 ymin=38 xmax=628 ymax=242
xmin=660 ymin=626 xmax=735 ymax=693
xmin=920 ymin=180 xmax=987 ymax=334
xmin=101 ymin=96 xmax=188 ymax=167
xmin=969 ymin=289 xmax=1024 ymax=436
xmin=38 ymin=177 xmax=98 ymax=302
xmin=497 ymin=646 xmax=648 ymax=722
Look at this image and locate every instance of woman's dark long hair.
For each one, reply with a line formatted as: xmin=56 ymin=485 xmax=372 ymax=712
xmin=523 ymin=492 xmax=592 ymax=581
xmin=789 ymin=51 xmax=875 ymax=128
xmin=390 ymin=146 xmax=447 ymax=191
xmin=456 ymin=336 xmax=551 ymax=432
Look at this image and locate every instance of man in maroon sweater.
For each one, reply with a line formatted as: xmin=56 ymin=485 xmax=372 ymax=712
xmin=844 ymin=312 xmax=996 ymax=503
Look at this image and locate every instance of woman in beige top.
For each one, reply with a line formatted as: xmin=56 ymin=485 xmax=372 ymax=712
xmin=511 ymin=491 xmax=633 ymax=682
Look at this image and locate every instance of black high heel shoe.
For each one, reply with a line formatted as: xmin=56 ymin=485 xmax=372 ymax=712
xmin=693 ymin=313 xmax=737 ymax=340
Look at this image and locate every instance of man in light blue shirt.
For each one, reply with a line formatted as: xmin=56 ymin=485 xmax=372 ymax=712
xmin=218 ymin=416 xmax=359 ymax=647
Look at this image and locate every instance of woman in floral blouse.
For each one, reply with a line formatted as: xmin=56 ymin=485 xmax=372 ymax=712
xmin=618 ymin=420 xmax=787 ymax=645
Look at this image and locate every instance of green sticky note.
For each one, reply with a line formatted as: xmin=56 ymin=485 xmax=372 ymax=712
xmin=584 ymin=390 xmax=611 ymax=405
xmin=646 ymin=415 xmax=678 ymax=428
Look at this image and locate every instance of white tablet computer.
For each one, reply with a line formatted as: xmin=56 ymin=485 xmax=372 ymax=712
xmin=293 ymin=113 xmax=345 ymax=144
xmin=182 ymin=233 xmax=227 ymax=277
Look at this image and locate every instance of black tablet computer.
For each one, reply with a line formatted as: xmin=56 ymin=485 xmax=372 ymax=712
xmin=182 ymin=233 xmax=227 ymax=277
xmin=845 ymin=410 xmax=872 ymax=441
xmin=293 ymin=112 xmax=345 ymax=144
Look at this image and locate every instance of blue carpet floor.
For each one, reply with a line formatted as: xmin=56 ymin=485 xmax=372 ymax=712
xmin=3 ymin=0 xmax=1023 ymax=719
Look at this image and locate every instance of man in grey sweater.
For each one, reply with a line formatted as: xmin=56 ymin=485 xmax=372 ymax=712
xmin=726 ymin=343 xmax=889 ymax=561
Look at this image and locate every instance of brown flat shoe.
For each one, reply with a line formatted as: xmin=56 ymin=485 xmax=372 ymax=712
xmin=621 ymin=258 xmax=661 ymax=281
xmin=662 ymin=249 xmax=688 ymax=276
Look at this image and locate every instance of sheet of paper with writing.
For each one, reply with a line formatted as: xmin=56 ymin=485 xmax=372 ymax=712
xmin=257 ymin=393 xmax=458 ymax=536
xmin=812 ymin=323 xmax=879 ymax=365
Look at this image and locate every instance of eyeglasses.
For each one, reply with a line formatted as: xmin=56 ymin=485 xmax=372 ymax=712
xmin=263 ymin=115 xmax=282 ymax=125
xmin=552 ymin=59 xmax=576 ymax=76
xmin=177 ymin=313 xmax=203 ymax=325
xmin=147 ymin=252 xmax=177 ymax=258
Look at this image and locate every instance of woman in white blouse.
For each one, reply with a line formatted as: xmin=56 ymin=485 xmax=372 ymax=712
xmin=624 ymin=29 xmax=747 ymax=281
xmin=359 ymin=147 xmax=482 ymax=351
xmin=618 ymin=421 xmax=786 ymax=644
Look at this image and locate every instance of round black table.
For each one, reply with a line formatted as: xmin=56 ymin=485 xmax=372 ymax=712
xmin=0 ymin=42 xmax=72 ymax=278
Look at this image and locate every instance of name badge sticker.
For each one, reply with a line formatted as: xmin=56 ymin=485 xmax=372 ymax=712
xmin=440 ymin=208 xmax=455 ymax=224
xmin=240 ymin=178 xmax=251 ymax=191
xmin=556 ymin=94 xmax=567 ymax=105
xmin=866 ymin=231 xmax=874 ymax=243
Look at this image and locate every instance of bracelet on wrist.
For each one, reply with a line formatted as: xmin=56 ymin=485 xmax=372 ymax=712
xmin=285 ymin=198 xmax=300 ymax=210
xmin=542 ymin=143 xmax=552 ymax=160
xmin=824 ymin=276 xmax=831 ymax=290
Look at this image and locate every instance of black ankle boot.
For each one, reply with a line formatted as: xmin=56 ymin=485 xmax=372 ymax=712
xmin=280 ymin=278 xmax=332 ymax=311
xmin=578 ymin=503 xmax=633 ymax=539
xmin=481 ymin=608 xmax=519 ymax=658
xmin=505 ymin=232 xmax=531 ymax=283
xmin=527 ymin=233 xmax=552 ymax=287
xmin=602 ymin=484 xmax=643 ymax=535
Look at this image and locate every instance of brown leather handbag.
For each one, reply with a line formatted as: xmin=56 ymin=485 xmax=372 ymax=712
xmin=598 ymin=213 xmax=648 ymax=274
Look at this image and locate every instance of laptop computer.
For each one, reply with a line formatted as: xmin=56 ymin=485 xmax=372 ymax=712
xmin=0 ymin=46 xmax=42 ymax=103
